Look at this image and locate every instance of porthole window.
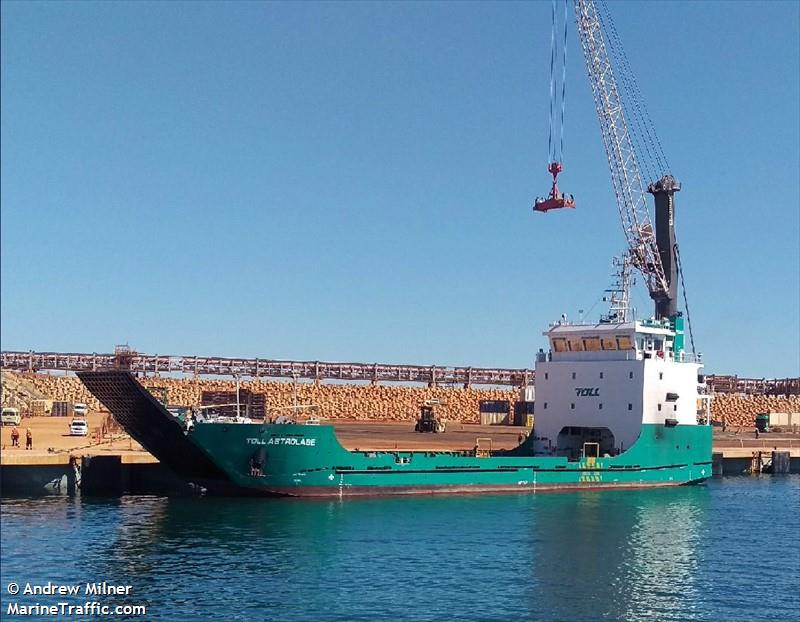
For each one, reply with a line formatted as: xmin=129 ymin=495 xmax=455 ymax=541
xmin=599 ymin=403 xmax=603 ymax=410
xmin=600 ymin=372 xmax=604 ymax=379
xmin=659 ymin=372 xmax=663 ymax=380
xmin=544 ymin=402 xmax=548 ymax=409
xmin=629 ymin=372 xmax=634 ymax=379
xmin=658 ymin=404 xmax=662 ymax=411
xmin=628 ymin=403 xmax=632 ymax=411
xmin=545 ymin=373 xmax=549 ymax=380
xmin=572 ymin=372 xmax=576 ymax=380
xmin=570 ymin=403 xmax=575 ymax=410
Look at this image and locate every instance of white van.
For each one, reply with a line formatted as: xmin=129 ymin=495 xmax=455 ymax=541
xmin=2 ymin=408 xmax=21 ymax=426
xmin=73 ymin=403 xmax=88 ymax=417
xmin=69 ymin=419 xmax=89 ymax=436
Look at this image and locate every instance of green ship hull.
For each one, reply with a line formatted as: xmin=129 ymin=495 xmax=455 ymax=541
xmin=187 ymin=422 xmax=712 ymax=497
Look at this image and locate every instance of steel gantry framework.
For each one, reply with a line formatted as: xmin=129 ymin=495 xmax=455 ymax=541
xmin=0 ymin=350 xmax=533 ymax=388
xmin=573 ymin=0 xmax=670 ymax=302
xmin=2 ymin=350 xmax=797 ymax=395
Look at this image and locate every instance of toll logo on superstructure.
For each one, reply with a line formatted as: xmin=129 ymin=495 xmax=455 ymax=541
xmin=575 ymin=388 xmax=600 ymax=397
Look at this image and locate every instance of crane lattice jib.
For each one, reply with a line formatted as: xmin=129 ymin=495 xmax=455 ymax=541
xmin=573 ymin=0 xmax=668 ymax=300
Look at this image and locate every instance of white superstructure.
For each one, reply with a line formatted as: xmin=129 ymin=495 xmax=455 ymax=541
xmin=532 ymin=317 xmax=703 ymax=458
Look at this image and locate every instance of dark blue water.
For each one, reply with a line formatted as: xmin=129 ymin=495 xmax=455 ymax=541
xmin=2 ymin=477 xmax=798 ymax=622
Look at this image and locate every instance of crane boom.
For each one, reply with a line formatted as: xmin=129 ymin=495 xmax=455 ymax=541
xmin=573 ymin=0 xmax=673 ymax=314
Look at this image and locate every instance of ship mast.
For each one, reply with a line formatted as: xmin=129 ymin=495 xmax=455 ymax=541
xmin=600 ymin=254 xmax=634 ymax=324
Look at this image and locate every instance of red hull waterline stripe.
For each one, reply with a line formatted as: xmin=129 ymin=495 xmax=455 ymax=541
xmin=258 ymin=479 xmax=704 ymax=498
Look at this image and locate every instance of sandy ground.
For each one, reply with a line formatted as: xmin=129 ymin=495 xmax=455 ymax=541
xmin=0 ymin=413 xmax=144 ymax=458
xmin=2 ymin=415 xmax=798 ymax=462
xmin=0 ymin=414 xmax=523 ymax=456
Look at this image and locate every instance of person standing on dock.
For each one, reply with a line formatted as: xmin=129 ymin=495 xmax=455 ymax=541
xmin=25 ymin=427 xmax=32 ymax=450
xmin=11 ymin=426 xmax=20 ymax=447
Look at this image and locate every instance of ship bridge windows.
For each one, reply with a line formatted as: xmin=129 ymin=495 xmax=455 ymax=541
xmin=601 ymin=337 xmax=617 ymax=350
xmin=568 ymin=338 xmax=584 ymax=352
xmin=583 ymin=336 xmax=601 ymax=352
xmin=617 ymin=335 xmax=634 ymax=350
xmin=552 ymin=338 xmax=568 ymax=353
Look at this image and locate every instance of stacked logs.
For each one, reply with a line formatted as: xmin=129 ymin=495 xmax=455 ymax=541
xmin=7 ymin=372 xmax=800 ymax=426
xmin=710 ymin=394 xmax=800 ymax=427
xmin=140 ymin=378 xmax=517 ymax=423
xmin=9 ymin=372 xmax=516 ymax=424
xmin=8 ymin=373 xmax=102 ymax=410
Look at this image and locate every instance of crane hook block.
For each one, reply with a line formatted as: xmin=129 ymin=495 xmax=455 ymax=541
xmin=533 ymin=161 xmax=576 ymax=213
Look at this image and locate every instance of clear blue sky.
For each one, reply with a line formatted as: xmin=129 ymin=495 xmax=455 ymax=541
xmin=1 ymin=1 xmax=798 ymax=378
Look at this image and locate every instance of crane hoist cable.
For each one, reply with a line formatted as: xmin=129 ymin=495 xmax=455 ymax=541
xmin=547 ymin=0 xmax=556 ymax=164
xmin=535 ymin=0 xmax=574 ymax=213
xmin=674 ymin=244 xmax=697 ymax=354
xmin=546 ymin=0 xmax=569 ymax=165
xmin=559 ymin=0 xmax=568 ymax=161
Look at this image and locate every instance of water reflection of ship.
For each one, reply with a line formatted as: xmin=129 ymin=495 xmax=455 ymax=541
xmin=98 ymin=490 xmax=711 ymax=620
xmin=527 ymin=487 xmax=710 ymax=622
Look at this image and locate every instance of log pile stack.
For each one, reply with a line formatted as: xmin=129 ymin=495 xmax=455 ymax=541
xmin=141 ymin=377 xmax=517 ymax=423
xmin=709 ymin=394 xmax=800 ymax=427
xmin=8 ymin=372 xmax=516 ymax=423
xmin=5 ymin=373 xmax=101 ymax=410
xmin=7 ymin=372 xmax=800 ymax=426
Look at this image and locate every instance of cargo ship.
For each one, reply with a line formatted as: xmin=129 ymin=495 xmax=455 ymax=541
xmin=187 ymin=313 xmax=712 ymax=496
xmin=78 ymin=282 xmax=712 ymax=498
xmin=78 ymin=0 xmax=712 ymax=496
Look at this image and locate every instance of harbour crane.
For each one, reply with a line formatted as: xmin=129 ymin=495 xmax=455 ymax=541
xmin=536 ymin=0 xmax=689 ymax=326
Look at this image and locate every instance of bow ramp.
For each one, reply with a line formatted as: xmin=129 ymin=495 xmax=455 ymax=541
xmin=77 ymin=371 xmax=230 ymax=486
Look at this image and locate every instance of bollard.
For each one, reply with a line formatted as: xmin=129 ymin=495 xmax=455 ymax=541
xmin=771 ymin=451 xmax=790 ymax=474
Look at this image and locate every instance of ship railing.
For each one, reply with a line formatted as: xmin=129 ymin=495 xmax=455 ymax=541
xmin=673 ymin=352 xmax=702 ymax=364
xmin=267 ymin=404 xmax=322 ymax=424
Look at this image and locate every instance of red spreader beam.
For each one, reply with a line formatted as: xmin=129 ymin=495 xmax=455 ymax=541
xmin=534 ymin=161 xmax=575 ymax=213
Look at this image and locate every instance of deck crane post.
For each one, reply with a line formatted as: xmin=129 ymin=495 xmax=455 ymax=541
xmin=572 ymin=0 xmax=680 ymax=320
